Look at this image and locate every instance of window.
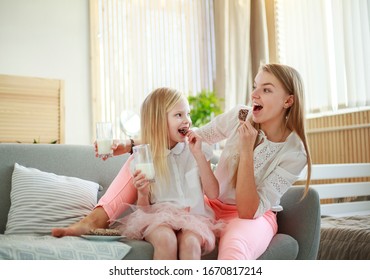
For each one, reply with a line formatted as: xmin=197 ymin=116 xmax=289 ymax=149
xmin=90 ymin=0 xmax=215 ymax=138
xmin=275 ymin=0 xmax=370 ymax=116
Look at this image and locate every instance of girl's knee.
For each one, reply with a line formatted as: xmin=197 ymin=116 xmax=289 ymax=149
xmin=178 ymin=231 xmax=202 ymax=259
xmin=180 ymin=232 xmax=202 ymax=249
xmin=147 ymin=227 xmax=177 ymax=250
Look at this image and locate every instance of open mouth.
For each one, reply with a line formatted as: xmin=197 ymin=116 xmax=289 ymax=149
xmin=253 ymin=104 xmax=263 ymax=112
xmin=178 ymin=128 xmax=188 ymax=135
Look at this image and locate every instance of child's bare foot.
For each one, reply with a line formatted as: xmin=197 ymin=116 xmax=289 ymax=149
xmin=52 ymin=222 xmax=92 ymax=237
xmin=52 ymin=207 xmax=110 ymax=237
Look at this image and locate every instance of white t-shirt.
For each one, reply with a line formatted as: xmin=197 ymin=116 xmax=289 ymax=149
xmin=133 ymin=141 xmax=215 ymax=218
xmin=197 ymin=104 xmax=307 ymax=218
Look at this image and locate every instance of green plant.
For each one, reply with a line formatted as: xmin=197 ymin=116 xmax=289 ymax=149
xmin=33 ymin=139 xmax=58 ymax=144
xmin=188 ymin=90 xmax=224 ymax=127
xmin=16 ymin=138 xmax=58 ymax=144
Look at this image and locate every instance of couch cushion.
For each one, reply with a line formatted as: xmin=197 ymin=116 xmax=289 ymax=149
xmin=0 ymin=235 xmax=131 ymax=260
xmin=202 ymin=234 xmax=298 ymax=260
xmin=122 ymin=239 xmax=154 ymax=260
xmin=257 ymin=233 xmax=299 ymax=260
xmin=5 ymin=163 xmax=101 ymax=235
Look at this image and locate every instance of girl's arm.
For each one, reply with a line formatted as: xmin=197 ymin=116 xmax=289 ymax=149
xmin=132 ymin=169 xmax=151 ymax=206
xmin=136 ymin=189 xmax=150 ymax=206
xmin=187 ymin=130 xmax=219 ymax=199
xmin=235 ymin=121 xmax=260 ymax=219
xmin=94 ymin=138 xmax=143 ymax=160
xmin=114 ymin=138 xmax=143 ymax=156
xmin=197 ymin=105 xmax=247 ymax=145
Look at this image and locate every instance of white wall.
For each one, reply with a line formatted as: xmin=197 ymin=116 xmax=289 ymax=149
xmin=0 ymin=0 xmax=91 ymax=144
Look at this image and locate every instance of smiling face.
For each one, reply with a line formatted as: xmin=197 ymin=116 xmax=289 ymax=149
xmin=251 ymin=70 xmax=294 ymax=131
xmin=167 ymin=97 xmax=191 ymax=149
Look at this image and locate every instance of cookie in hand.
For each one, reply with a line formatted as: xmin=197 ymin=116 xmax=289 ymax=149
xmin=238 ymin=109 xmax=249 ymax=121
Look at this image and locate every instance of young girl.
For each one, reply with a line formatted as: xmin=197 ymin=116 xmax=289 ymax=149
xmin=53 ymin=63 xmax=311 ymax=260
xmin=77 ymin=87 xmax=221 ymax=260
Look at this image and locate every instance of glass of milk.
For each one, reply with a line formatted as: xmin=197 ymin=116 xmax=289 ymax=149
xmin=133 ymin=144 xmax=155 ymax=182
xmin=96 ymin=122 xmax=113 ymax=158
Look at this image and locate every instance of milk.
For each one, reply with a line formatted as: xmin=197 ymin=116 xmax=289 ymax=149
xmin=135 ymin=162 xmax=155 ymax=181
xmin=97 ymin=138 xmax=113 ymax=156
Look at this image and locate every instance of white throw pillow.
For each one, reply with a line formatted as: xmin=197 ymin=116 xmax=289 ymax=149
xmin=5 ymin=163 xmax=101 ymax=235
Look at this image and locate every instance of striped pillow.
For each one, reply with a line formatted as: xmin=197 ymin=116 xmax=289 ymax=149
xmin=5 ymin=163 xmax=101 ymax=235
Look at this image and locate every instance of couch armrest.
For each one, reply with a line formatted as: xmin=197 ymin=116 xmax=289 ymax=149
xmin=277 ymin=186 xmax=321 ymax=260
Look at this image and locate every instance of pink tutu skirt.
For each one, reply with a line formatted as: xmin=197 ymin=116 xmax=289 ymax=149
xmin=115 ymin=202 xmax=224 ymax=254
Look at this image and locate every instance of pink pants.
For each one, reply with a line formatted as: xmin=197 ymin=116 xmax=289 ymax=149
xmin=97 ymin=158 xmax=278 ymax=259
xmin=96 ymin=156 xmax=137 ymax=222
xmin=206 ymin=198 xmax=277 ymax=260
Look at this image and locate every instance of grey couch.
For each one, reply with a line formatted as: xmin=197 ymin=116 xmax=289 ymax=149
xmin=0 ymin=143 xmax=321 ymax=259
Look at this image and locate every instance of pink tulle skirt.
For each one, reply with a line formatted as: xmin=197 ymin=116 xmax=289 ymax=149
xmin=115 ymin=202 xmax=224 ymax=254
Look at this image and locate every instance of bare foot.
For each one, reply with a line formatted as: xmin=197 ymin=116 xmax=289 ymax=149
xmin=52 ymin=222 xmax=91 ymax=237
xmin=52 ymin=207 xmax=110 ymax=237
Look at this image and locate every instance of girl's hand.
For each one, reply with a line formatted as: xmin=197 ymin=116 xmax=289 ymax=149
xmin=94 ymin=139 xmax=128 ymax=160
xmin=186 ymin=130 xmax=203 ymax=158
xmin=237 ymin=120 xmax=258 ymax=153
xmin=111 ymin=139 xmax=129 ymax=156
xmin=132 ymin=169 xmax=150 ymax=197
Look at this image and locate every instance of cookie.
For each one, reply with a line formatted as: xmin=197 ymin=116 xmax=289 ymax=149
xmin=88 ymin=228 xmax=121 ymax=236
xmin=238 ymin=109 xmax=249 ymax=121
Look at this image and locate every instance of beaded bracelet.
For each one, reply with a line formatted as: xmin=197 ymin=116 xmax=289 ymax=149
xmin=129 ymin=138 xmax=135 ymax=154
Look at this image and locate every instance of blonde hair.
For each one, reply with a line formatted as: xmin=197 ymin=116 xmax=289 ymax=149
xmin=231 ymin=63 xmax=312 ymax=195
xmin=140 ymin=87 xmax=185 ymax=182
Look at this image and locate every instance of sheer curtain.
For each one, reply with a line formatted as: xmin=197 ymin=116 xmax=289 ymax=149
xmin=213 ymin=0 xmax=269 ymax=111
xmin=90 ymin=0 xmax=216 ymax=138
xmin=275 ymin=0 xmax=370 ymax=115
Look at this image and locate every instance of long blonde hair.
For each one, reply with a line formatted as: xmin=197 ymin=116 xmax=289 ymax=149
xmin=232 ymin=63 xmax=312 ymax=195
xmin=260 ymin=64 xmax=312 ymax=194
xmin=140 ymin=87 xmax=185 ymax=182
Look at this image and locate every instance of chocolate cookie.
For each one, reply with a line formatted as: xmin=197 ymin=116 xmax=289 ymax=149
xmin=88 ymin=228 xmax=121 ymax=236
xmin=238 ymin=109 xmax=249 ymax=121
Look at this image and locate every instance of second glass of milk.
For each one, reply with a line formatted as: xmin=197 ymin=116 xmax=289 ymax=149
xmin=133 ymin=144 xmax=155 ymax=182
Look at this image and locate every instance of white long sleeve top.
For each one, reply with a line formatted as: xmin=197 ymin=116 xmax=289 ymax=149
xmin=197 ymin=105 xmax=307 ymax=218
